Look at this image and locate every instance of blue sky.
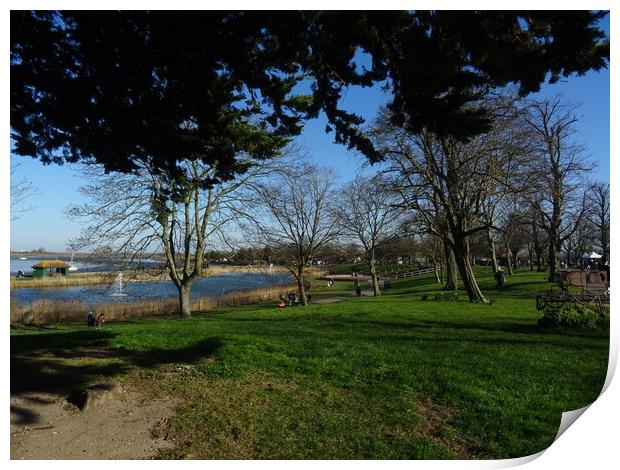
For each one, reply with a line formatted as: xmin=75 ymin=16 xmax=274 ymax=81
xmin=9 ymin=15 xmax=610 ymax=252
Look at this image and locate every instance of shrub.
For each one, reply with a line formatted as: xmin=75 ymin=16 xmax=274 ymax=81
xmin=538 ymin=304 xmax=609 ymax=329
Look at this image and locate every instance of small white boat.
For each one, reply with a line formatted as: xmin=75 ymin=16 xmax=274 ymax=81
xmin=19 ymin=257 xmax=27 ymax=260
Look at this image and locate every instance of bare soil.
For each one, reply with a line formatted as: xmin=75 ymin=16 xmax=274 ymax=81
xmin=415 ymin=395 xmax=476 ymax=459
xmin=10 ymin=382 xmax=177 ymax=460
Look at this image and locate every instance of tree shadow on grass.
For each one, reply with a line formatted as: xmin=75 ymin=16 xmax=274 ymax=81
xmin=304 ymin=317 xmax=609 ymax=348
xmin=411 ymin=318 xmax=609 ymax=340
xmin=183 ymin=309 xmax=610 ymax=349
xmin=10 ymin=328 xmax=223 ymax=425
xmin=358 ymin=332 xmax=610 ymax=352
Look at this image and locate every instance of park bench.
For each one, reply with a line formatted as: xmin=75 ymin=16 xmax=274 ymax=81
xmin=535 ymin=291 xmax=609 ymax=317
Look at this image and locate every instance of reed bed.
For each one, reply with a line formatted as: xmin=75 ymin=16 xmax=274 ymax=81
xmin=9 ymin=283 xmax=297 ymax=326
xmin=10 ymin=271 xmax=169 ymax=289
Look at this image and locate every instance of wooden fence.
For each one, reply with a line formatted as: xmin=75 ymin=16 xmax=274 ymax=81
xmin=380 ymin=267 xmax=436 ymax=281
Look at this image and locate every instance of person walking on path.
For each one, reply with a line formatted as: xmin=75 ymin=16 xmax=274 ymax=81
xmin=354 ymin=279 xmax=362 ymax=297
xmin=494 ymin=268 xmax=506 ymax=290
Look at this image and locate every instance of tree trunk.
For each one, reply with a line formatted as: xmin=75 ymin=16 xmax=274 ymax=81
xmin=371 ymin=273 xmax=381 ymax=296
xmin=534 ymin=248 xmax=544 ymax=271
xmin=601 ymin=229 xmax=609 ymax=266
xmin=433 ymin=261 xmax=440 ymax=283
xmin=531 ymin=222 xmax=545 ymax=272
xmin=547 ymin=181 xmax=563 ymax=281
xmin=368 ymin=257 xmax=381 ymax=296
xmin=535 ymin=251 xmax=545 ymax=271
xmin=453 ymin=235 xmax=488 ymax=303
xmin=547 ymin=230 xmax=561 ymax=282
xmin=443 ymin=238 xmax=457 ymax=291
xmin=505 ymin=248 xmax=513 ymax=276
xmin=486 ymin=229 xmax=499 ymax=274
xmin=297 ymin=266 xmax=308 ymax=306
xmin=178 ymin=282 xmax=193 ymax=318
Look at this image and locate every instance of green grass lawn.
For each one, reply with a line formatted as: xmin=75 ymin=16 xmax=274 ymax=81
xmin=11 ymin=268 xmax=609 ymax=459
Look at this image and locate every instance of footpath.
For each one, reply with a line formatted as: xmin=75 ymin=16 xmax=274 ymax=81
xmin=309 ymin=287 xmax=377 ymax=304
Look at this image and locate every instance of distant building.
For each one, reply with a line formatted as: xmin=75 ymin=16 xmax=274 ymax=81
xmin=31 ymin=260 xmax=70 ymax=278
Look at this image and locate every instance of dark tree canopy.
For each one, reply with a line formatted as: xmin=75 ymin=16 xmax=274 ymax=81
xmin=10 ymin=11 xmax=314 ymax=182
xmin=382 ymin=11 xmax=609 ymax=139
xmin=11 ymin=10 xmax=609 ymax=176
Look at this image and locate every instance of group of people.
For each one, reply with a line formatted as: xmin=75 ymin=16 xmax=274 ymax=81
xmin=279 ymin=291 xmax=300 ymax=308
xmin=86 ymin=310 xmax=106 ymax=328
xmin=278 ymin=282 xmax=314 ymax=308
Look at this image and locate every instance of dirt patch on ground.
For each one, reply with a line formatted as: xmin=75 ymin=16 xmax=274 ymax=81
xmin=10 ymin=381 xmax=178 ymax=460
xmin=414 ymin=395 xmax=477 ymax=459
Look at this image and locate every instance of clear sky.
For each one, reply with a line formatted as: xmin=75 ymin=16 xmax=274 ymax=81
xmin=9 ymin=14 xmax=610 ymax=252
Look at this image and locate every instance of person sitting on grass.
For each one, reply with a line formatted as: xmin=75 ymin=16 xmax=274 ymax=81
xmin=95 ymin=313 xmax=106 ymax=328
xmin=278 ymin=296 xmax=286 ymax=309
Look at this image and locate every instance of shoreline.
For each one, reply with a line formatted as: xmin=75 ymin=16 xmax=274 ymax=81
xmin=10 ymin=282 xmax=298 ymax=326
xmin=10 ymin=264 xmax=298 ymax=289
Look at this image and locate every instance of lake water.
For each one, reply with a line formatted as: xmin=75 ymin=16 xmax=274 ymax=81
xmin=10 ymin=272 xmax=293 ymax=306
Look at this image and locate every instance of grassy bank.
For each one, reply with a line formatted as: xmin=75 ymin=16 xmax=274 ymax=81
xmin=10 ymin=269 xmax=609 ymax=459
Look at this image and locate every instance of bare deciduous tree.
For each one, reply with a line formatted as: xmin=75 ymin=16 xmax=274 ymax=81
xmin=586 ymin=181 xmax=610 ymax=265
xmin=10 ymin=162 xmax=39 ymax=220
xmin=523 ymin=95 xmax=592 ymax=282
xmin=496 ymin=208 xmax=530 ymax=275
xmin=334 ymin=175 xmax=403 ymax=296
xmin=563 ymin=206 xmax=592 ymax=267
xmin=417 ymin=233 xmax=444 ymax=284
xmin=400 ymin=204 xmax=457 ymax=290
xmin=252 ymin=164 xmax=339 ymax=305
xmin=68 ymin=158 xmax=273 ymax=318
xmin=521 ymin=202 xmax=549 ymax=272
xmin=374 ymin=96 xmax=531 ymax=303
